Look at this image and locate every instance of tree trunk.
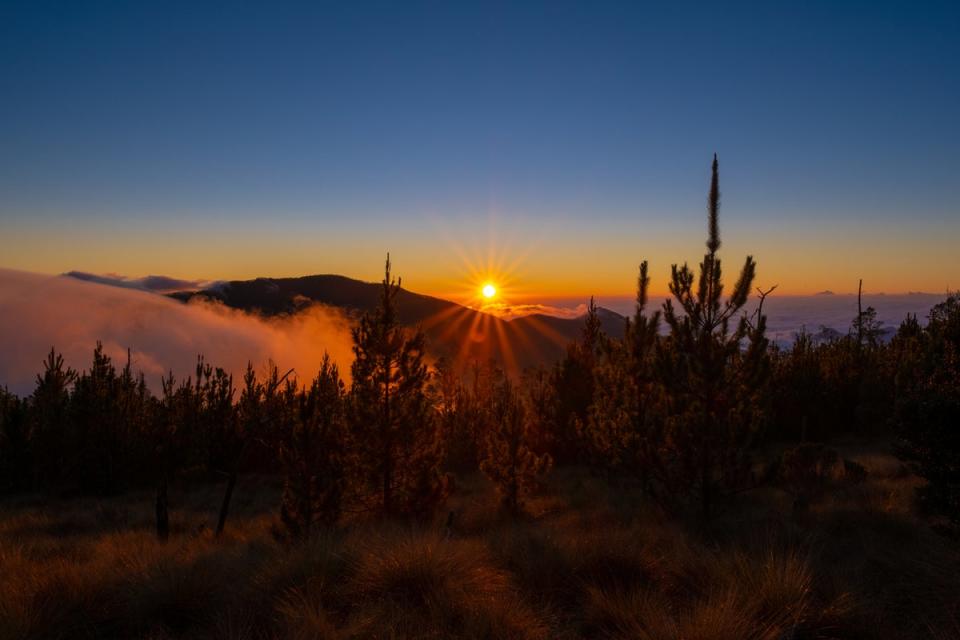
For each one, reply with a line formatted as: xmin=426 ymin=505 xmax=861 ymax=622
xmin=700 ymin=464 xmax=711 ymax=524
xmin=507 ymin=475 xmax=519 ymax=514
xmin=156 ymin=477 xmax=169 ymax=542
xmin=382 ymin=356 xmax=392 ymax=516
xmin=382 ymin=454 xmax=392 ymax=516
xmin=215 ymin=470 xmax=237 ymax=538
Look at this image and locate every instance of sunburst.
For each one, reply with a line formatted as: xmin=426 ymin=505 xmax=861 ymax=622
xmin=410 ymin=212 xmax=568 ymax=374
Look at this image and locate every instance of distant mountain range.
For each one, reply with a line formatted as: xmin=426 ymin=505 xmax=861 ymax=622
xmin=168 ymin=274 xmax=626 ymax=371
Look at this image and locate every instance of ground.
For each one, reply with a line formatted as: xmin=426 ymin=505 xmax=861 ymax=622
xmin=1 ymin=440 xmax=958 ymax=639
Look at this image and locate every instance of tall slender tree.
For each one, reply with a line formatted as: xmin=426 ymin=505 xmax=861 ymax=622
xmin=0 ymin=386 xmax=29 ymax=492
xmin=552 ymin=297 xmax=604 ymax=462
xmin=586 ymin=261 xmax=665 ymax=497
xmin=895 ymin=294 xmax=960 ymax=533
xmin=29 ymin=348 xmax=76 ymax=490
xmin=70 ymin=343 xmax=122 ymax=493
xmin=279 ymin=355 xmax=347 ymax=538
xmin=153 ymin=371 xmax=182 ymax=541
xmin=215 ymin=362 xmax=290 ymax=537
xmin=349 ymin=255 xmax=448 ymax=517
xmin=657 ymin=154 xmax=768 ymax=521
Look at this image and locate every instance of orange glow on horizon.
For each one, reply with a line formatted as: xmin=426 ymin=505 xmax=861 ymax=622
xmin=2 ymin=214 xmax=956 ymax=302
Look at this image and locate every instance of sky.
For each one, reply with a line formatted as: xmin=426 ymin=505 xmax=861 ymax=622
xmin=1 ymin=0 xmax=958 ymax=301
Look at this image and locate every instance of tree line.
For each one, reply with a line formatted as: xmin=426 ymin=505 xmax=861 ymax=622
xmin=1 ymin=156 xmax=958 ymax=537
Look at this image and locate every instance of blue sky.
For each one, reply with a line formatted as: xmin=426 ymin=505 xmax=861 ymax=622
xmin=1 ymin=1 xmax=958 ymax=297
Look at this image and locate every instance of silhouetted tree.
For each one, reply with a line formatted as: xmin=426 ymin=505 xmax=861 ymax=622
xmin=28 ymin=348 xmax=76 ymax=490
xmin=70 ymin=343 xmax=126 ymax=493
xmin=116 ymin=350 xmax=153 ymax=484
xmin=151 ymin=356 xmax=223 ymax=541
xmin=153 ymin=371 xmax=182 ymax=541
xmin=215 ymin=362 xmax=290 ymax=537
xmin=349 ymin=255 xmax=448 ymax=517
xmin=279 ymin=356 xmax=347 ymax=539
xmin=851 ymin=279 xmax=885 ymax=349
xmin=853 ymin=306 xmax=884 ymax=350
xmin=896 ymin=294 xmax=960 ymax=534
xmin=479 ymin=374 xmax=552 ymax=514
xmin=657 ymin=154 xmax=768 ymax=520
xmin=0 ymin=386 xmax=28 ymax=493
xmin=552 ymin=297 xmax=604 ymax=463
xmin=769 ymin=331 xmax=823 ymax=442
xmin=432 ymin=356 xmax=475 ymax=472
xmin=586 ymin=261 xmax=665 ymax=497
xmin=199 ymin=366 xmax=238 ymax=474
xmin=521 ymin=366 xmax=557 ymax=459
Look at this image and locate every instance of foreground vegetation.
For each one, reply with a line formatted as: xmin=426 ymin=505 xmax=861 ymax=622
xmin=1 ymin=156 xmax=958 ymax=637
xmin=2 ymin=448 xmax=959 ymax=640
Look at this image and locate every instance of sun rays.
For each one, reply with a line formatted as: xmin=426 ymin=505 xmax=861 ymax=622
xmin=408 ymin=214 xmax=573 ymax=374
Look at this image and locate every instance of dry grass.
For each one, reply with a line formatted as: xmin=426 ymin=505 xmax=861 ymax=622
xmin=1 ymin=450 xmax=959 ymax=639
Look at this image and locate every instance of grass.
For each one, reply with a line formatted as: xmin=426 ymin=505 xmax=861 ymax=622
xmin=1 ymin=445 xmax=958 ymax=639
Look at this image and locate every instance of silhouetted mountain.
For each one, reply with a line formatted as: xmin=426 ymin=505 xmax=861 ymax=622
xmin=170 ymin=275 xmax=625 ymax=371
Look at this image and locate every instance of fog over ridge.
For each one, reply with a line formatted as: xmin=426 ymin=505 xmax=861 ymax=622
xmin=0 ymin=269 xmax=354 ymax=396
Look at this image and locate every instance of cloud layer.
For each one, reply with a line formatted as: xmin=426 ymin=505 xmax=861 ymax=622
xmin=477 ymin=301 xmax=589 ymax=321
xmin=0 ymin=269 xmax=354 ymax=396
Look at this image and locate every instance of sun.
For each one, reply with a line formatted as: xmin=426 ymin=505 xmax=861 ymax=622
xmin=482 ymin=283 xmax=497 ymax=299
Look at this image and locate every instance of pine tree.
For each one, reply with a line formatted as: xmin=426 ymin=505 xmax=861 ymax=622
xmin=479 ymin=374 xmax=553 ymax=514
xmin=199 ymin=366 xmax=237 ymax=474
xmin=151 ymin=356 xmax=209 ymax=541
xmin=552 ymin=297 xmax=604 ymax=463
xmin=279 ymin=355 xmax=347 ymax=539
xmin=29 ymin=348 xmax=76 ymax=490
xmin=0 ymin=386 xmax=28 ymax=493
xmin=769 ymin=330 xmax=823 ymax=441
xmin=895 ymin=294 xmax=960 ymax=533
xmin=586 ymin=261 xmax=665 ymax=497
xmin=852 ymin=279 xmax=884 ymax=349
xmin=116 ymin=349 xmax=153 ymax=487
xmin=70 ymin=342 xmax=122 ymax=493
xmin=349 ymin=255 xmax=448 ymax=517
xmin=521 ymin=366 xmax=557 ymax=460
xmin=215 ymin=362 xmax=290 ymax=537
xmin=657 ymin=154 xmax=768 ymax=521
xmin=432 ymin=356 xmax=474 ymax=472
xmin=153 ymin=371 xmax=182 ymax=541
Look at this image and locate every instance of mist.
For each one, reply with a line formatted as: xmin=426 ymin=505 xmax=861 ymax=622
xmin=0 ymin=269 xmax=355 ymax=396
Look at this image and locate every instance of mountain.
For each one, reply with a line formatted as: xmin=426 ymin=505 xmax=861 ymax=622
xmin=169 ymin=275 xmax=625 ymax=371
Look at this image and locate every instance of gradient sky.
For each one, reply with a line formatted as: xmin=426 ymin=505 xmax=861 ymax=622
xmin=1 ymin=1 xmax=958 ymax=300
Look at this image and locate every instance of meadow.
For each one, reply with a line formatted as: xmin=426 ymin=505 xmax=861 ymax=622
xmin=2 ymin=440 xmax=958 ymax=640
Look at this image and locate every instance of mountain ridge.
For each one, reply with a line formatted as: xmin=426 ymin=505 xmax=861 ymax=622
xmin=166 ymin=273 xmax=626 ymax=371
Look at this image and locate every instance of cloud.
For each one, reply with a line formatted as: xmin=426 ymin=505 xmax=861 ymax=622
xmin=476 ymin=301 xmax=589 ymax=321
xmin=64 ymin=271 xmax=213 ymax=293
xmin=0 ymin=269 xmax=355 ymax=396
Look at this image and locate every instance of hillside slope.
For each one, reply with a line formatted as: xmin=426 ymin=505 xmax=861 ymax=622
xmin=170 ymin=275 xmax=625 ymax=371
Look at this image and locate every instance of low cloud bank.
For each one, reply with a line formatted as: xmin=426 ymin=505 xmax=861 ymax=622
xmin=0 ymin=269 xmax=354 ymax=396
xmin=478 ymin=301 xmax=589 ymax=321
